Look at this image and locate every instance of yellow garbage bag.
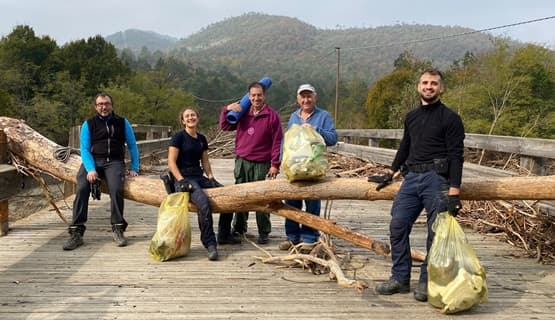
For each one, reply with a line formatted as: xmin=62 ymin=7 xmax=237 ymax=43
xmin=428 ymin=211 xmax=488 ymax=314
xmin=281 ymin=124 xmax=328 ymax=182
xmin=149 ymin=192 xmax=192 ymax=262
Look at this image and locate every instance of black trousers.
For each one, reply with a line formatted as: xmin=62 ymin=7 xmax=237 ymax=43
xmin=174 ymin=175 xmax=217 ymax=248
xmin=71 ymin=159 xmax=127 ymax=232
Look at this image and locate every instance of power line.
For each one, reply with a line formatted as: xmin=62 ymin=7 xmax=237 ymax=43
xmin=342 ymin=15 xmax=555 ymax=52
xmin=192 ymin=94 xmax=241 ymax=103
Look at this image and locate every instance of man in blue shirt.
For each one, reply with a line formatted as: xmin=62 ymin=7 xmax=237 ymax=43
xmin=63 ymin=93 xmax=140 ymax=250
xmin=279 ymin=84 xmax=338 ymax=251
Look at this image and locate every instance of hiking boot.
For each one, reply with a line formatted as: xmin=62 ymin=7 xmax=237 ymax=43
xmin=278 ymin=240 xmax=299 ymax=250
xmin=217 ymin=233 xmax=241 ymax=245
xmin=257 ymin=233 xmax=270 ymax=245
xmin=63 ymin=227 xmax=84 ymax=251
xmin=375 ymin=278 xmax=410 ymax=295
xmin=414 ymin=282 xmax=428 ymax=302
xmin=112 ymin=228 xmax=128 ymax=247
xmin=207 ymin=245 xmax=218 ymax=261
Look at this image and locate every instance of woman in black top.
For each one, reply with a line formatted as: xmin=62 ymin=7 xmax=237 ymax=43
xmin=168 ymin=108 xmax=221 ymax=261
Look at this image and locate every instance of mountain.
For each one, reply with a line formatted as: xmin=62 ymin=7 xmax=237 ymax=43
xmin=105 ymin=13 xmax=517 ymax=113
xmin=105 ymin=29 xmax=178 ymax=53
xmin=169 ymin=13 xmax=500 ymax=84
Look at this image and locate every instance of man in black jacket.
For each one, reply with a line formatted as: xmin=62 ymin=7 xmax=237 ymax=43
xmin=373 ymin=69 xmax=465 ymax=302
xmin=63 ymin=93 xmax=140 ymax=250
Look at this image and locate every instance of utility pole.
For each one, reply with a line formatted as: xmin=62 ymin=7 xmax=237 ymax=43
xmin=334 ymin=47 xmax=340 ymax=125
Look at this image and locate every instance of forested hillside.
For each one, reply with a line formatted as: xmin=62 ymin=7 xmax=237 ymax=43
xmin=106 ymin=13 xmax=501 ymax=114
xmin=167 ymin=13 xmax=499 ymax=111
xmin=174 ymin=13 xmax=495 ymax=83
xmin=1 ymin=13 xmax=553 ymax=146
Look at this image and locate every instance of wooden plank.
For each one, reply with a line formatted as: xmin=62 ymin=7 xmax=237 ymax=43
xmin=0 ymin=159 xmax=554 ymax=319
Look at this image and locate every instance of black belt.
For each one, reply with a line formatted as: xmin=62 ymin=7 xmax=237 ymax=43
xmin=180 ymin=166 xmax=203 ymax=176
xmin=407 ymin=163 xmax=436 ymax=173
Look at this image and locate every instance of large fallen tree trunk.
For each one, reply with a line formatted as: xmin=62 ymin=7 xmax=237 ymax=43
xmin=2 ymin=117 xmax=554 ymax=208
xmin=2 ymin=117 xmax=555 ymax=261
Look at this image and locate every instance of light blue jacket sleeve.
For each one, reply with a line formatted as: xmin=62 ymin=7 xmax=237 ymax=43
xmin=80 ymin=121 xmax=96 ymax=173
xmin=125 ymin=119 xmax=140 ymax=172
xmin=310 ymin=108 xmax=337 ymax=146
xmin=316 ymin=111 xmax=338 ymax=146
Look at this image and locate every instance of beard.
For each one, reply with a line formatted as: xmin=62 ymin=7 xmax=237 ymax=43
xmin=420 ymin=92 xmax=440 ymax=104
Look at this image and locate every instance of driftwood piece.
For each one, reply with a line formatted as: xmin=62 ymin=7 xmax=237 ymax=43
xmin=263 ymin=253 xmax=368 ymax=292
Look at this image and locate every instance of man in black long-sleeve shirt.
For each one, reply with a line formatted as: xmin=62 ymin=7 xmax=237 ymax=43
xmin=374 ymin=68 xmax=465 ymax=302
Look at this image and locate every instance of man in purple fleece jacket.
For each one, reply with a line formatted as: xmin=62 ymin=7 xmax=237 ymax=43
xmin=217 ymin=81 xmax=283 ymax=245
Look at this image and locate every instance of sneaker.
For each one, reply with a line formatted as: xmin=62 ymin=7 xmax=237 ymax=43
xmin=278 ymin=240 xmax=299 ymax=251
xmin=375 ymin=278 xmax=410 ymax=295
xmin=257 ymin=233 xmax=269 ymax=245
xmin=299 ymin=242 xmax=317 ymax=253
xmin=207 ymin=245 xmax=218 ymax=261
xmin=63 ymin=231 xmax=83 ymax=251
xmin=414 ymin=282 xmax=428 ymax=302
xmin=217 ymin=234 xmax=241 ymax=245
xmin=113 ymin=229 xmax=128 ymax=247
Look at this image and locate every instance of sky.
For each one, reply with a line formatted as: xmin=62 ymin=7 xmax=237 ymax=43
xmin=1 ymin=0 xmax=554 ymax=49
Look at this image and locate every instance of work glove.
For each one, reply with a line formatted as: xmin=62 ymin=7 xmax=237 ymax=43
xmin=90 ymin=179 xmax=101 ymax=200
xmin=208 ymin=178 xmax=224 ymax=188
xmin=368 ymin=173 xmax=393 ymax=191
xmin=175 ymin=179 xmax=194 ymax=193
xmin=447 ymin=195 xmax=462 ymax=216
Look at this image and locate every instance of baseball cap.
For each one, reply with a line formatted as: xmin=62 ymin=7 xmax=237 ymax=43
xmin=297 ymin=84 xmax=316 ymax=95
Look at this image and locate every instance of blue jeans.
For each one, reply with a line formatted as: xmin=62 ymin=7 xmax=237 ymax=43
xmin=175 ymin=175 xmax=217 ymax=248
xmin=283 ymin=199 xmax=321 ymax=243
xmin=389 ymin=171 xmax=448 ymax=284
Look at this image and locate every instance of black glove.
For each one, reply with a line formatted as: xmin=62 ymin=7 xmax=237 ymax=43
xmin=90 ymin=179 xmax=101 ymax=200
xmin=447 ymin=195 xmax=462 ymax=216
xmin=209 ymin=178 xmax=224 ymax=188
xmin=368 ymin=173 xmax=393 ymax=191
xmin=175 ymin=179 xmax=194 ymax=193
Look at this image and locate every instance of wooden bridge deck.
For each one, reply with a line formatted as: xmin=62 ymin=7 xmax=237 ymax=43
xmin=1 ymin=159 xmax=554 ymax=319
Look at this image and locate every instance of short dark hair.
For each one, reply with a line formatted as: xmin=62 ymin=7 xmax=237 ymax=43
xmin=419 ymin=68 xmax=444 ymax=83
xmin=94 ymin=93 xmax=114 ymax=105
xmin=248 ymin=82 xmax=265 ymax=93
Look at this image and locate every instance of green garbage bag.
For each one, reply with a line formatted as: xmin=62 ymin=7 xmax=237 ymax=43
xmin=428 ymin=211 xmax=488 ymax=314
xmin=281 ymin=124 xmax=328 ymax=182
xmin=149 ymin=192 xmax=192 ymax=262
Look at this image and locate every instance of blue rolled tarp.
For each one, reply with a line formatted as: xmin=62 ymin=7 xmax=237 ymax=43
xmin=225 ymin=77 xmax=272 ymax=124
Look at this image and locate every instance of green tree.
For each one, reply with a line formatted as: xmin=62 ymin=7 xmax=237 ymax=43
xmin=365 ymin=51 xmax=431 ymax=129
xmin=444 ymin=41 xmax=555 ymax=139
xmin=60 ymin=36 xmax=130 ymax=96
xmin=336 ymin=78 xmax=368 ymax=129
xmin=0 ymin=25 xmax=59 ymax=116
